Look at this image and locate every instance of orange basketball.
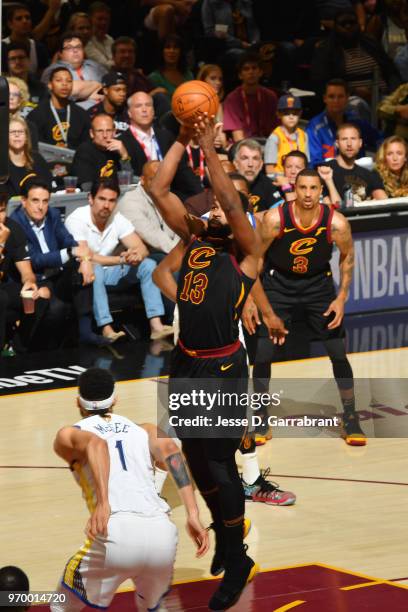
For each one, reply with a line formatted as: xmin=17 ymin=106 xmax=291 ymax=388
xmin=172 ymin=80 xmax=219 ymax=127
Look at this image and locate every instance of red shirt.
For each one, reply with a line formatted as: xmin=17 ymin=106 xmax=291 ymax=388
xmin=223 ymin=85 xmax=278 ymax=138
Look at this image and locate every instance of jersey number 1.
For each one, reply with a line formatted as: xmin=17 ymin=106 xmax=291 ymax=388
xmin=115 ymin=440 xmax=127 ymax=471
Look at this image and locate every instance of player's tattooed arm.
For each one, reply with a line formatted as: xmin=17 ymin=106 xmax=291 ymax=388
xmin=331 ymin=212 xmax=354 ymax=301
xmin=165 ymin=452 xmax=191 ymax=488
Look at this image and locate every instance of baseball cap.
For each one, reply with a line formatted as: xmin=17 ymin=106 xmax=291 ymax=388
xmin=277 ymin=94 xmax=302 ymax=111
xmin=101 ymin=71 xmax=126 ymax=88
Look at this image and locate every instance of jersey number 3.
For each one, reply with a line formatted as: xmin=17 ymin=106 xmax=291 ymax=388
xmin=292 ymin=256 xmax=309 ymax=274
xmin=179 ymin=271 xmax=208 ymax=305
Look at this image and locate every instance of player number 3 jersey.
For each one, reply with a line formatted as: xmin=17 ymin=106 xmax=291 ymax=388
xmin=72 ymin=414 xmax=169 ymax=517
xmin=265 ymin=202 xmax=335 ymax=278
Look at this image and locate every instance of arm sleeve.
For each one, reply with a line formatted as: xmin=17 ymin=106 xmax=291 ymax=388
xmin=264 ymin=133 xmax=279 ymax=164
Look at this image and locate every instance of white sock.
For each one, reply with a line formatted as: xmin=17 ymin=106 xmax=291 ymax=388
xmin=242 ymin=452 xmax=260 ymax=485
xmin=154 ymin=466 xmax=168 ymax=495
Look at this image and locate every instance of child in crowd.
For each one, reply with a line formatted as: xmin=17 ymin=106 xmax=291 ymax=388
xmin=264 ymin=94 xmax=309 ymax=175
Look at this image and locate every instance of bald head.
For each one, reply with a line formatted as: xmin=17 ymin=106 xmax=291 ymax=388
xmin=127 ymin=92 xmax=154 ymax=129
xmin=141 ymin=160 xmax=160 ymax=194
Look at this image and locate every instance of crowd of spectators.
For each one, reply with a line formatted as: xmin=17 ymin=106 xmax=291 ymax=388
xmin=1 ymin=0 xmax=408 ymax=356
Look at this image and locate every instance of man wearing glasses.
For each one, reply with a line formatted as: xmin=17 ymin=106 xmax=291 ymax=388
xmin=41 ymin=32 xmax=105 ymax=109
xmin=71 ymin=114 xmax=131 ymax=190
xmin=5 ymin=42 xmax=47 ymax=106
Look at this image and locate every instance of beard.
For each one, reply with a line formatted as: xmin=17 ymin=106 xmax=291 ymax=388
xmin=206 ymin=219 xmax=232 ymax=240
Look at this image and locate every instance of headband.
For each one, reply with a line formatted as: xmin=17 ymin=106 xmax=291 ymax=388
xmin=78 ymin=390 xmax=115 ymax=411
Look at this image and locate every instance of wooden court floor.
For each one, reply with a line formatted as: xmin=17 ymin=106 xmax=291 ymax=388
xmin=1 ymin=347 xmax=408 ymax=598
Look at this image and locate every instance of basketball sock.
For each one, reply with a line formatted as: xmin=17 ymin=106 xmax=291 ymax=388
xmin=154 ymin=466 xmax=168 ymax=495
xmin=342 ymin=396 xmax=356 ymax=414
xmin=241 ymin=451 xmax=260 ymax=485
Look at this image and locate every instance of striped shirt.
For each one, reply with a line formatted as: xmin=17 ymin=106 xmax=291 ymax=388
xmin=343 ymin=46 xmax=387 ymax=93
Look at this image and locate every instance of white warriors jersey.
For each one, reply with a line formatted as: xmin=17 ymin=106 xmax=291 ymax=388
xmin=73 ymin=413 xmax=170 ymax=517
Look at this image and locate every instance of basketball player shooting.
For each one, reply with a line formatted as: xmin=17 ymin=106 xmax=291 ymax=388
xmin=150 ymin=116 xmax=261 ymax=610
xmin=243 ymin=169 xmax=366 ymax=446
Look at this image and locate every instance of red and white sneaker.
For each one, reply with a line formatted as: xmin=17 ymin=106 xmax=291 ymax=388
xmin=242 ymin=468 xmax=296 ymax=506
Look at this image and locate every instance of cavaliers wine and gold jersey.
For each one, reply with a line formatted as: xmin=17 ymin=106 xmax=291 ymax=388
xmin=265 ymin=202 xmax=335 ymax=279
xmin=177 ymin=236 xmax=254 ymax=351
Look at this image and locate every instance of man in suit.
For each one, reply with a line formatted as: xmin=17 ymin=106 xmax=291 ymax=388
xmin=120 ymin=92 xmax=202 ymax=199
xmin=11 ymin=178 xmax=111 ymax=346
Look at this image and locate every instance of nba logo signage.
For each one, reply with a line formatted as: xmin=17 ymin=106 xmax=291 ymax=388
xmin=331 ymin=227 xmax=408 ymax=313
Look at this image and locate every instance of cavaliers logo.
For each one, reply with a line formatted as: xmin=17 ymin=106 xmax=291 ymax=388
xmin=100 ymin=160 xmax=115 ymax=177
xmin=52 ymin=122 xmax=70 ymax=144
xmin=249 ymin=194 xmax=260 ymax=212
xmin=188 ymin=246 xmax=216 ymax=269
xmin=289 ymin=237 xmax=317 ymax=255
xmin=286 ymin=97 xmax=295 ymax=108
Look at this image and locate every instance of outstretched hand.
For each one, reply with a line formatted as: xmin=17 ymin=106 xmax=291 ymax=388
xmin=194 ymin=114 xmax=216 ymax=152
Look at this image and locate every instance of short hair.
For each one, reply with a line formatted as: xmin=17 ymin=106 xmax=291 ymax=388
xmin=336 ymin=122 xmax=362 ymax=138
xmin=91 ymin=112 xmax=114 ymax=128
xmin=20 ymin=178 xmax=50 ymax=198
xmin=58 ymin=31 xmax=83 ymax=52
xmin=7 ymin=4 xmax=31 ymax=23
xmin=6 ymin=41 xmax=30 ymax=57
xmin=227 ymin=172 xmax=250 ymax=191
xmin=237 ymin=52 xmax=262 ymax=74
xmin=0 ymin=565 xmax=29 ymax=612
xmin=324 ymin=78 xmax=349 ymax=95
xmin=49 ymin=66 xmax=72 ymax=81
xmin=295 ymin=169 xmax=322 ymax=184
xmin=112 ymin=36 xmax=136 ymax=56
xmin=89 ymin=1 xmax=111 ymax=15
xmin=282 ymin=150 xmax=308 ymax=167
xmin=90 ymin=177 xmax=120 ymax=198
xmin=79 ymin=368 xmax=115 ymax=402
xmin=233 ymin=139 xmax=263 ymax=160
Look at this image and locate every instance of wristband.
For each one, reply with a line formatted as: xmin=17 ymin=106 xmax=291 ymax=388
xmin=281 ymin=183 xmax=293 ymax=193
xmin=81 ymin=256 xmax=91 ymax=262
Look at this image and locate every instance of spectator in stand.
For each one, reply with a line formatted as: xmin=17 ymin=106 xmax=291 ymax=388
xmin=394 ymin=10 xmax=408 ymax=80
xmin=6 ymin=117 xmax=53 ymax=198
xmin=148 ymin=34 xmax=194 ymax=98
xmin=375 ymin=135 xmax=408 ymax=197
xmin=2 ymin=4 xmax=49 ymax=75
xmin=380 ymin=0 xmax=407 ymax=59
xmin=232 ymin=139 xmax=282 ymax=212
xmin=41 ymin=33 xmax=105 ymax=110
xmin=5 ymin=43 xmax=48 ymax=107
xmin=271 ymin=150 xmax=341 ymax=206
xmin=120 ymin=92 xmax=202 ymax=198
xmin=7 ymin=78 xmax=39 ymax=150
xmin=88 ymin=71 xmax=129 ymax=135
xmin=72 ymin=114 xmax=131 ymax=190
xmin=197 ymin=63 xmax=225 ymax=123
xmin=111 ymin=37 xmax=170 ymax=117
xmin=10 ymin=179 xmax=111 ymax=347
xmin=142 ymin=0 xmax=195 ymax=40
xmin=223 ymin=53 xmax=278 ymax=142
xmin=29 ymin=67 xmax=91 ymax=149
xmin=264 ymin=94 xmax=309 ymax=175
xmin=85 ymin=2 xmax=114 ymax=71
xmin=25 ymin=0 xmax=66 ymax=56
xmin=378 ymin=82 xmax=408 ymax=140
xmin=65 ymin=12 xmax=93 ymax=46
xmin=117 ymin=160 xmax=179 ymax=255
xmin=307 ymin=78 xmax=383 ymax=167
xmin=311 ymin=8 xmax=401 ymax=101
xmin=65 ymin=177 xmax=174 ymax=341
xmin=0 ymin=190 xmax=50 ymax=356
xmin=0 ymin=566 xmax=30 ymax=611
xmin=324 ymin=123 xmax=387 ymax=203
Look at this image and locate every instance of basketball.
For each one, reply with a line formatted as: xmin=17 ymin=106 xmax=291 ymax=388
xmin=172 ymin=80 xmax=219 ymax=127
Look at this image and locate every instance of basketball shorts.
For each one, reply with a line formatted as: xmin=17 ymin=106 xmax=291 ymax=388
xmin=260 ymin=270 xmax=345 ymax=340
xmin=52 ymin=512 xmax=177 ymax=611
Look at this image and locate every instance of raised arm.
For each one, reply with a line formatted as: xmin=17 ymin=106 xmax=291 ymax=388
xmin=54 ymin=427 xmax=110 ymax=538
xmin=196 ymin=117 xmax=261 ymax=261
xmin=150 ymin=126 xmax=197 ymax=243
xmin=324 ymin=211 xmax=354 ymax=329
xmin=141 ymin=423 xmax=209 ymax=557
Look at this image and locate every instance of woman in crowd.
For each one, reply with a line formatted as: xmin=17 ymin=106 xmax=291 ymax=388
xmin=7 ymin=77 xmax=39 ymax=148
xmin=375 ymin=135 xmax=408 ymax=197
xmin=197 ymin=63 xmax=228 ymax=150
xmin=148 ymin=34 xmax=193 ymax=97
xmin=7 ymin=116 xmax=53 ymax=198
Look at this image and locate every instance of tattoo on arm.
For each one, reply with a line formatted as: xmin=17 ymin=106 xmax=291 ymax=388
xmin=165 ymin=452 xmax=191 ymax=488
